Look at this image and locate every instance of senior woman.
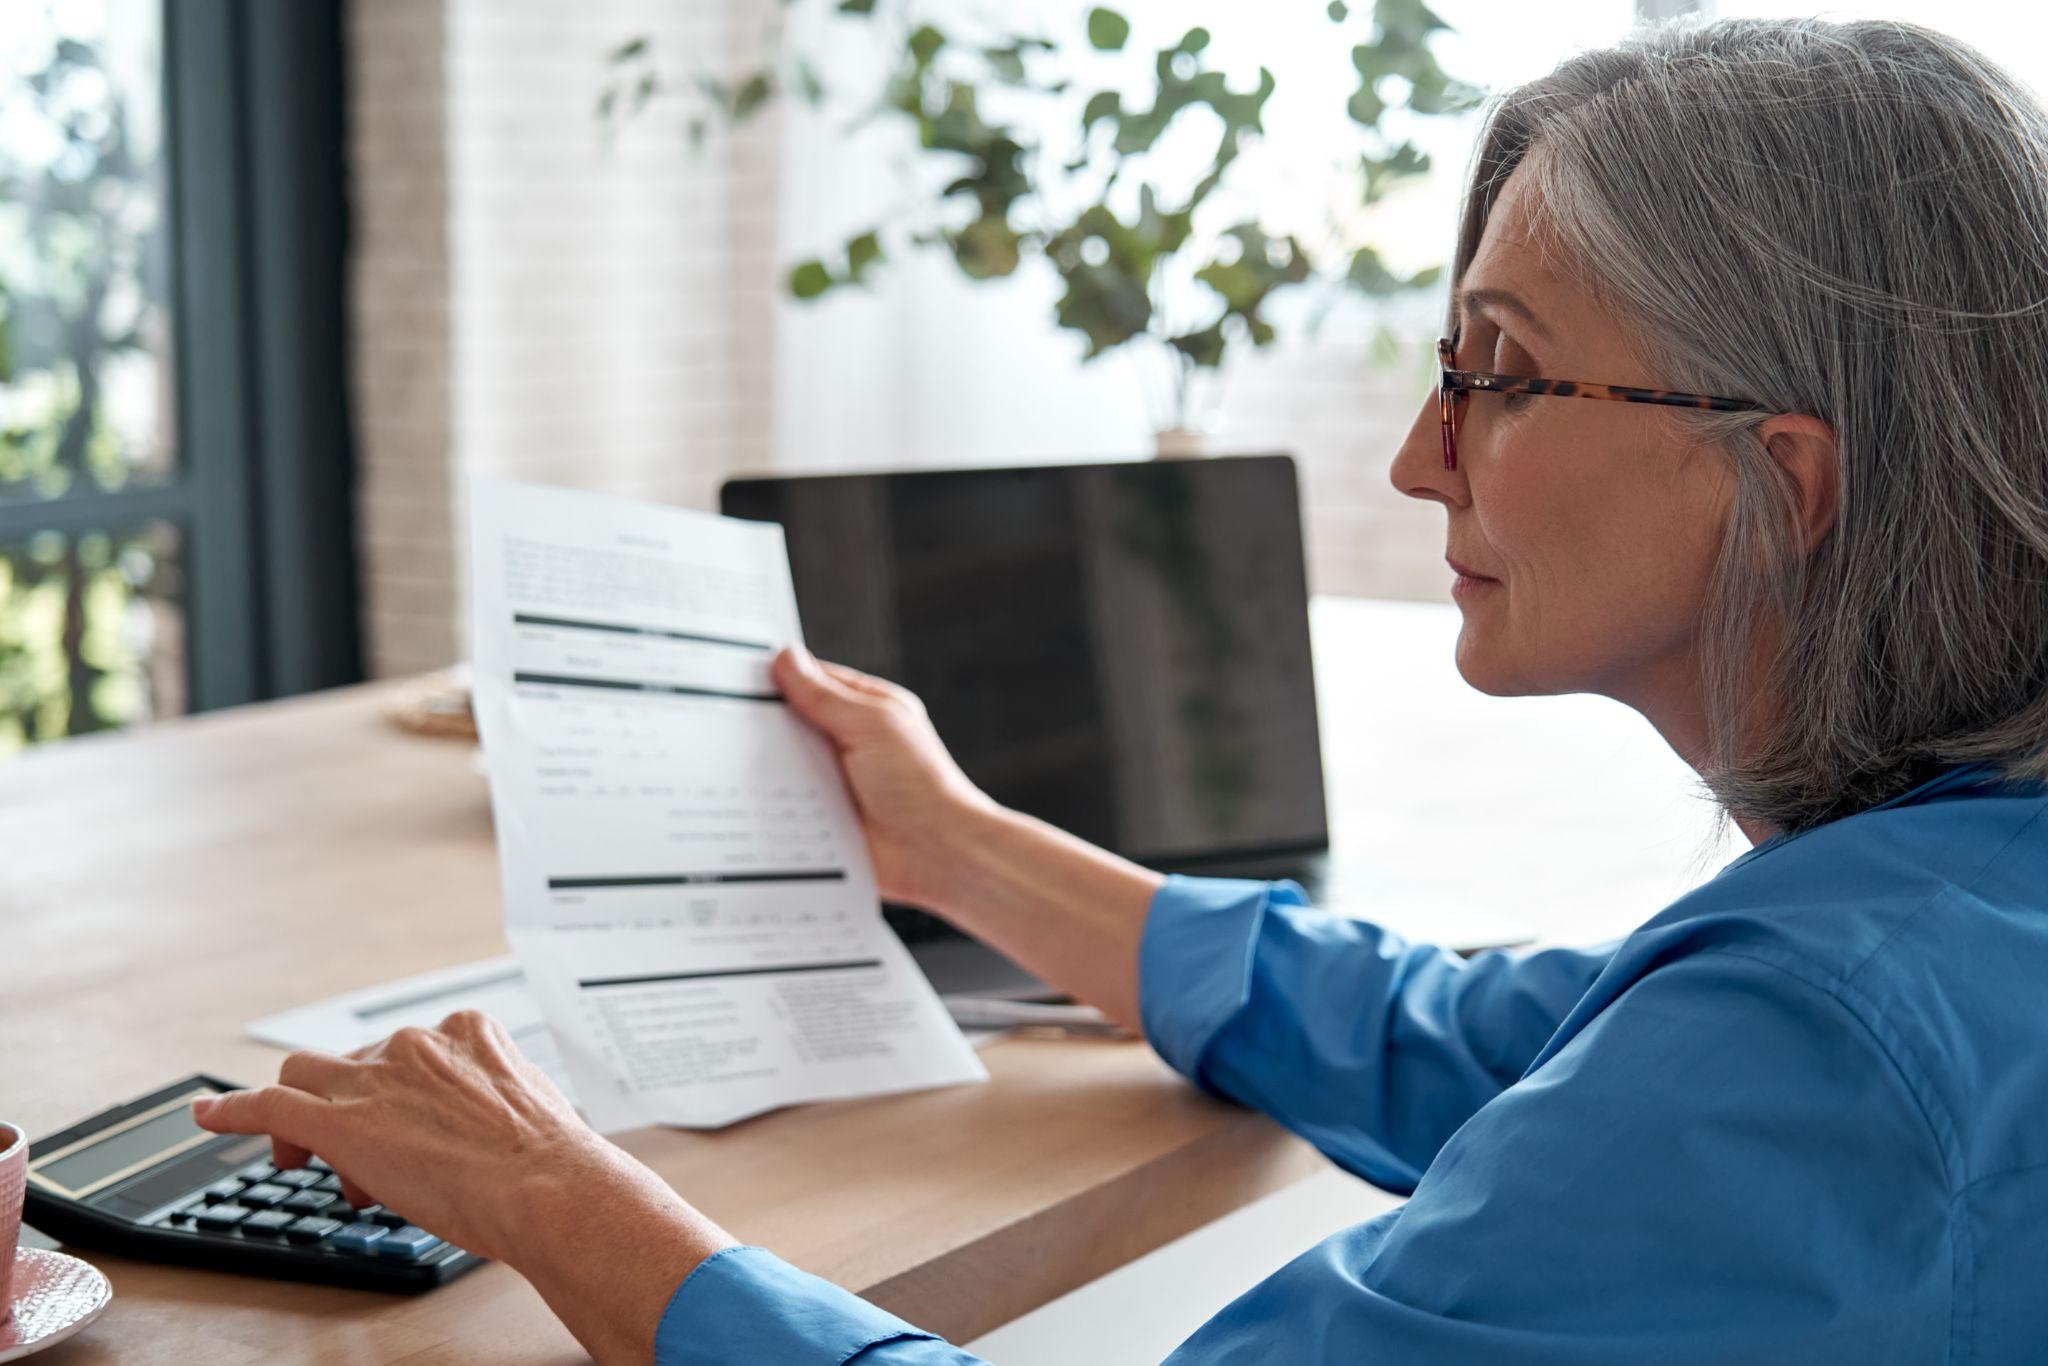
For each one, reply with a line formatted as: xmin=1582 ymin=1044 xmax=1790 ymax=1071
xmin=196 ymin=15 xmax=2048 ymax=1364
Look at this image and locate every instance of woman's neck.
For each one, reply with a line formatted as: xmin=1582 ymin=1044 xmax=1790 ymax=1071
xmin=1617 ymin=654 xmax=1779 ymax=850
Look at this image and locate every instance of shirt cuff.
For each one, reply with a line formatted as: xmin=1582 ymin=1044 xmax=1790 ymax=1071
xmin=1138 ymin=875 xmax=1307 ymax=1084
xmin=654 ymin=1245 xmax=939 ymax=1365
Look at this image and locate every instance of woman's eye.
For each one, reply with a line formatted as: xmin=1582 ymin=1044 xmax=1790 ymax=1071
xmin=1501 ymin=390 xmax=1536 ymax=412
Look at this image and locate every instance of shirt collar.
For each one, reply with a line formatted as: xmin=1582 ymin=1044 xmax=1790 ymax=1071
xmin=1719 ymin=760 xmax=2017 ymax=876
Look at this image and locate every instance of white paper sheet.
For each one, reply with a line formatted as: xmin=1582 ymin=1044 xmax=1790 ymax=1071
xmin=466 ymin=477 xmax=987 ymax=1132
xmin=245 ymin=956 xmax=577 ymax=1102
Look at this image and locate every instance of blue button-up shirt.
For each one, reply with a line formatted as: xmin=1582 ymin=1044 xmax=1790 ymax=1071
xmin=653 ymin=763 xmax=2048 ymax=1362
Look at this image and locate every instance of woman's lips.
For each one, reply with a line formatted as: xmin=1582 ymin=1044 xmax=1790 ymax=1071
xmin=1446 ymin=556 xmax=1498 ymax=581
xmin=1447 ymin=556 xmax=1500 ymax=599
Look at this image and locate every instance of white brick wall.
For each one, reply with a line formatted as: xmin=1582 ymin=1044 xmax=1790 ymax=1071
xmin=349 ymin=0 xmax=781 ymax=677
xmin=349 ymin=0 xmax=457 ymax=678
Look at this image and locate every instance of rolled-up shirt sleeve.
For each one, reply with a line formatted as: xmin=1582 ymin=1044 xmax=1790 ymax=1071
xmin=654 ymin=1245 xmax=984 ymax=1364
xmin=1138 ymin=876 xmax=1614 ymax=1191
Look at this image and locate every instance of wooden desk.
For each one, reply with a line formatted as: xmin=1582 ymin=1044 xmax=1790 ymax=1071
xmin=5 ymin=682 xmax=1328 ymax=1363
xmin=1 ymin=598 xmax=1736 ymax=1363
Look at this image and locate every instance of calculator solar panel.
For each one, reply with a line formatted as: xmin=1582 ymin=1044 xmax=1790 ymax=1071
xmin=25 ymin=1075 xmax=481 ymax=1293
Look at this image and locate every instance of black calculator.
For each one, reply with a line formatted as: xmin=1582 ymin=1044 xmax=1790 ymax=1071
xmin=24 ymin=1075 xmax=483 ymax=1293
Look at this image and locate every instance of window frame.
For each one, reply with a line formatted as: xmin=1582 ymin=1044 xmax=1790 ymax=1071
xmin=0 ymin=0 xmax=360 ymax=723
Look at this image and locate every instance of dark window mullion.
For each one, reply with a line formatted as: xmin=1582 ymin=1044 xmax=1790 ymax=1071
xmin=0 ymin=486 xmax=196 ymax=541
xmin=162 ymin=0 xmax=265 ymax=712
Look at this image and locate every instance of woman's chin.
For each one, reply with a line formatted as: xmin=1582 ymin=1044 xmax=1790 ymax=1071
xmin=1452 ymin=624 xmax=1531 ymax=697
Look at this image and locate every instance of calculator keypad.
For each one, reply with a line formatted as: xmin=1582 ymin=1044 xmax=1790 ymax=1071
xmin=281 ymin=1190 xmax=340 ymax=1216
xmin=285 ymin=1216 xmax=342 ymax=1244
xmin=376 ymin=1227 xmax=443 ymax=1261
xmin=236 ymin=1183 xmax=292 ymax=1209
xmin=241 ymin=1209 xmax=296 ymax=1237
xmin=330 ymin=1223 xmax=388 ymax=1255
xmin=169 ymin=1166 xmax=450 ymax=1267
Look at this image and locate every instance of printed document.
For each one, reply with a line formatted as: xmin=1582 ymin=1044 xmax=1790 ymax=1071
xmin=247 ymin=956 xmax=577 ymax=1101
xmin=467 ymin=477 xmax=986 ymax=1131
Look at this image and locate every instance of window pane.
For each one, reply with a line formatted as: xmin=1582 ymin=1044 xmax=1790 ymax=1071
xmin=0 ymin=0 xmax=175 ymax=506
xmin=0 ymin=521 xmax=183 ymax=751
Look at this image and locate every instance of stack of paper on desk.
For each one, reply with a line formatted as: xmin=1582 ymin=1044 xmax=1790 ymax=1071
xmin=463 ymin=477 xmax=987 ymax=1132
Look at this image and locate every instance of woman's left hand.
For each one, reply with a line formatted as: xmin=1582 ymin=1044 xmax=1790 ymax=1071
xmin=193 ymin=1010 xmax=733 ymax=1363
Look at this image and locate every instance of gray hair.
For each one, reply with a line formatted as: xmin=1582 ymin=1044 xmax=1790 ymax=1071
xmin=1451 ymin=15 xmax=2048 ymax=834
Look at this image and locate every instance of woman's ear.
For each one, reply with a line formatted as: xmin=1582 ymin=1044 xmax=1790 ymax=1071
xmin=1757 ymin=413 xmax=1840 ymax=552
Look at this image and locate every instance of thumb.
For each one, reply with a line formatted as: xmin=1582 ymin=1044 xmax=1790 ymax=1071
xmin=772 ymin=646 xmax=874 ymax=742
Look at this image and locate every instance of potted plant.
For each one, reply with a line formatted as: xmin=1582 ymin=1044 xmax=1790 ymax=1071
xmin=603 ymin=0 xmax=1477 ymax=454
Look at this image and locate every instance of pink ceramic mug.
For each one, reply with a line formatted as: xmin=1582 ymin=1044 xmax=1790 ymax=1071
xmin=0 ymin=1122 xmax=24 ymax=1319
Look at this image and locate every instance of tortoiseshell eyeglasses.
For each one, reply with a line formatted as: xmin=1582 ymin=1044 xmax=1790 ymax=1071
xmin=1435 ymin=336 xmax=1769 ymax=471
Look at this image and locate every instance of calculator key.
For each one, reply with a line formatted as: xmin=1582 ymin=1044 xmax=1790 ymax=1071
xmin=285 ymin=1216 xmax=342 ymax=1245
xmin=282 ymin=1191 xmax=339 ymax=1216
xmin=314 ymin=1173 xmax=344 ymax=1195
xmin=307 ymin=1156 xmax=332 ymax=1174
xmin=236 ymin=1162 xmax=278 ymax=1184
xmin=369 ymin=1208 xmax=409 ymax=1229
xmin=194 ymin=1204 xmax=251 ymax=1231
xmin=330 ymin=1223 xmax=389 ymax=1255
xmin=375 ymin=1226 xmax=443 ymax=1261
xmin=237 ymin=1183 xmax=292 ymax=1209
xmin=241 ymin=1209 xmax=297 ymax=1237
xmin=162 ymin=1206 xmax=195 ymax=1225
xmin=200 ymin=1179 xmax=242 ymax=1205
xmin=271 ymin=1169 xmax=322 ymax=1190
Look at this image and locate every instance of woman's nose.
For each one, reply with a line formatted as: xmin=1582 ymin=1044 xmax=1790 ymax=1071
xmin=1389 ymin=392 xmax=1470 ymax=509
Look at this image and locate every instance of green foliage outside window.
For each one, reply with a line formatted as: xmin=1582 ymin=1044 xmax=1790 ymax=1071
xmin=0 ymin=14 xmax=182 ymax=752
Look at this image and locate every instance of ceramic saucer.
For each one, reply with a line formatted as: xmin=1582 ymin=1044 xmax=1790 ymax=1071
xmin=0 ymin=1248 xmax=112 ymax=1361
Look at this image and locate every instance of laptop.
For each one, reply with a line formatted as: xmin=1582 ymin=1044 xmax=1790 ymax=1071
xmin=722 ymin=455 xmax=1526 ymax=997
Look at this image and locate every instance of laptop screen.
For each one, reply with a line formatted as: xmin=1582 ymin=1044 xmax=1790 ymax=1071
xmin=720 ymin=456 xmax=1327 ymax=865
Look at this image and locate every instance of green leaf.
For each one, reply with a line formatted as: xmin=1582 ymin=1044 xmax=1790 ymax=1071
xmin=1344 ymin=246 xmax=1441 ymax=295
xmin=1347 ymin=81 xmax=1385 ymax=127
xmin=985 ymin=46 xmax=1027 ymax=83
xmin=836 ymin=0 xmax=877 ymax=12
xmin=1086 ymin=7 xmax=1130 ymax=51
xmin=1191 ymin=223 xmax=1311 ymax=351
xmin=1327 ymin=1 xmax=1349 ymax=19
xmin=1374 ymin=0 xmax=1453 ymax=39
xmin=731 ymin=71 xmax=773 ymax=120
xmin=1054 ymin=262 xmax=1151 ymax=357
xmin=1081 ymin=90 xmax=1121 ymax=130
xmin=1176 ymin=27 xmax=1210 ymax=54
xmin=1361 ymin=141 xmax=1430 ymax=202
xmin=951 ymin=215 xmax=1023 ymax=278
xmin=794 ymin=59 xmax=826 ymax=105
xmin=909 ymin=25 xmax=945 ymax=65
xmin=1345 ymin=245 xmax=1401 ymax=294
xmin=846 ymin=231 xmax=882 ymax=277
xmin=789 ymin=260 xmax=834 ymax=299
xmin=608 ymin=37 xmax=648 ymax=63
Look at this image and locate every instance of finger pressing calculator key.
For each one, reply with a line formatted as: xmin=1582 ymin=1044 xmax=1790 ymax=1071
xmin=23 ymin=1074 xmax=483 ymax=1293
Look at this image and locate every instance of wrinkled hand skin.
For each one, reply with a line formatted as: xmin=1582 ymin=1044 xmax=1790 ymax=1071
xmin=769 ymin=644 xmax=1001 ymax=911
xmin=194 ymin=1010 xmax=734 ymax=1364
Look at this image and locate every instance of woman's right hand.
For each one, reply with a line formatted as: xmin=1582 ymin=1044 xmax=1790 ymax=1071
xmin=771 ymin=646 xmax=1000 ymax=911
